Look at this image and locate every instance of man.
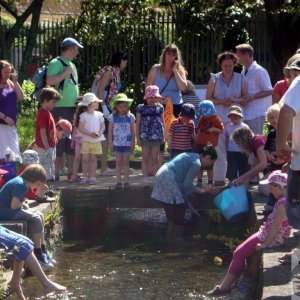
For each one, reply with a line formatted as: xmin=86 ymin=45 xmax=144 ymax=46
xmin=236 ymin=44 xmax=272 ymax=134
xmin=46 ymin=37 xmax=83 ymax=180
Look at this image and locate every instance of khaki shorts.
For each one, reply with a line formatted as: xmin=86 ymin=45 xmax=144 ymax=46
xmin=81 ymin=141 xmax=102 ymax=155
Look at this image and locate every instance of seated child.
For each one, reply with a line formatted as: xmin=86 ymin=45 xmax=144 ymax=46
xmin=208 ymin=170 xmax=291 ymax=296
xmin=168 ymin=103 xmax=195 ymax=159
xmin=0 ymin=225 xmax=66 ymax=299
xmin=194 ymin=100 xmax=224 ymax=186
xmin=0 ymin=164 xmax=55 ymax=267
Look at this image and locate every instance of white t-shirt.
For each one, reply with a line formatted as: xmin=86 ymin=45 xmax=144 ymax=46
xmin=242 ymin=61 xmax=272 ymax=120
xmin=79 ymin=111 xmax=105 ymax=143
xmin=225 ymin=121 xmax=249 ymax=152
xmin=281 ymin=76 xmax=300 ymax=170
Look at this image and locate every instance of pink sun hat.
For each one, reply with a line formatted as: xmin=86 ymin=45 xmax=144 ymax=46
xmin=259 ymin=170 xmax=288 ymax=187
xmin=144 ymin=85 xmax=162 ymax=99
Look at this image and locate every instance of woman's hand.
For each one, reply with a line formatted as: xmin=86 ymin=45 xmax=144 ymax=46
xmin=222 ymin=98 xmax=232 ymax=107
xmin=231 ymin=178 xmax=244 ymax=186
xmin=172 ymin=60 xmax=179 ymax=72
xmin=10 ymin=72 xmax=18 ymax=83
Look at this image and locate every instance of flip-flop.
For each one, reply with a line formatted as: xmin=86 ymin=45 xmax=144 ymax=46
xmin=278 ymin=253 xmax=291 ymax=265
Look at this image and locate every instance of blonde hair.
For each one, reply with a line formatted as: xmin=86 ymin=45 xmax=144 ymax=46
xmin=266 ymin=103 xmax=280 ymax=121
xmin=232 ymin=126 xmax=254 ymax=153
xmin=235 ymin=44 xmax=254 ymax=58
xmin=159 ymin=43 xmax=186 ymax=74
xmin=20 ymin=164 xmax=47 ymax=183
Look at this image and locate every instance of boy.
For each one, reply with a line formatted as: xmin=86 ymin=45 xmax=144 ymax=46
xmin=168 ymin=103 xmax=195 ymax=159
xmin=35 ymin=87 xmax=61 ymax=181
xmin=225 ymin=105 xmax=250 ymax=185
xmin=0 ymin=164 xmax=54 ymax=267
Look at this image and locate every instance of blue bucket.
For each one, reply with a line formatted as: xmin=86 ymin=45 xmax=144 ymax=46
xmin=213 ymin=185 xmax=249 ymax=222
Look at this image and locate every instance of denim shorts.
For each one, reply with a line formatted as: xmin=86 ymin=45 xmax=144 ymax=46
xmin=0 ymin=226 xmax=33 ymax=261
xmin=113 ymin=146 xmax=131 ymax=157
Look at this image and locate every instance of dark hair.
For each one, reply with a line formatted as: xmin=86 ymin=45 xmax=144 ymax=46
xmin=202 ymin=143 xmax=218 ymax=160
xmin=20 ymin=164 xmax=47 ymax=183
xmin=61 ymin=44 xmax=75 ymax=52
xmin=40 ymin=87 xmax=61 ymax=103
xmin=217 ymin=51 xmax=238 ymax=66
xmin=74 ymin=105 xmax=87 ymax=128
xmin=109 ymin=51 xmax=128 ymax=67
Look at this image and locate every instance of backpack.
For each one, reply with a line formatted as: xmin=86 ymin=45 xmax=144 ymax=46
xmin=31 ymin=58 xmax=76 ymax=101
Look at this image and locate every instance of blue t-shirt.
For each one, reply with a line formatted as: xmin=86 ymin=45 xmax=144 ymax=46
xmin=167 ymin=152 xmax=200 ymax=195
xmin=0 ymin=176 xmax=28 ymax=220
xmin=136 ymin=103 xmax=164 ymax=141
xmin=108 ymin=113 xmax=135 ymax=146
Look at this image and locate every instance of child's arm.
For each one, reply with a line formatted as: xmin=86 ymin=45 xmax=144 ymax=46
xmin=78 ymin=120 xmax=92 ymax=137
xmin=256 ymin=204 xmax=287 ymax=250
xmin=130 ymin=119 xmax=136 ymax=152
xmin=11 ymin=196 xmax=22 ymax=210
xmin=98 ymin=119 xmax=105 ymax=137
xmin=136 ymin=112 xmax=141 ymax=146
xmin=161 ymin=111 xmax=166 ymax=142
xmin=207 ymin=127 xmax=223 ymax=134
xmin=40 ymin=128 xmax=50 ymax=151
xmin=168 ymin=123 xmax=174 ymax=150
xmin=108 ymin=121 xmax=114 ymax=152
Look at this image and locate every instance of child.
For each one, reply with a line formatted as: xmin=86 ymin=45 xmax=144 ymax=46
xmin=136 ymin=85 xmax=165 ymax=183
xmin=0 ymin=164 xmax=54 ymax=267
xmin=78 ymin=92 xmax=105 ymax=185
xmin=225 ymin=105 xmax=250 ymax=184
xmin=108 ymin=93 xmax=135 ymax=188
xmin=208 ymin=170 xmax=291 ymax=296
xmin=0 ymin=225 xmax=66 ymax=299
xmin=194 ymin=100 xmax=224 ymax=186
xmin=68 ymin=103 xmax=84 ymax=183
xmin=168 ymin=103 xmax=195 ymax=159
xmin=35 ymin=87 xmax=61 ymax=181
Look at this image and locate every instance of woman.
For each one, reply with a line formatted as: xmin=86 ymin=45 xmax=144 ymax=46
xmin=205 ymin=51 xmax=247 ymax=186
xmin=232 ymin=126 xmax=267 ymax=186
xmin=0 ymin=60 xmax=24 ymax=161
xmin=91 ymin=51 xmax=128 ymax=176
xmin=146 ymin=43 xmax=187 ymax=117
xmin=151 ymin=144 xmax=217 ymax=242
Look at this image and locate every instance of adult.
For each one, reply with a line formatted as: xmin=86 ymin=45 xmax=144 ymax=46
xmin=91 ymin=51 xmax=128 ymax=176
xmin=46 ymin=37 xmax=83 ymax=180
xmin=276 ymin=60 xmax=300 ymax=263
xmin=0 ymin=60 xmax=24 ymax=161
xmin=151 ymin=145 xmax=217 ymax=241
xmin=236 ymin=43 xmax=273 ymax=134
xmin=232 ymin=126 xmax=268 ymax=186
xmin=146 ymin=43 xmax=187 ymax=117
xmin=205 ymin=51 xmax=247 ymax=186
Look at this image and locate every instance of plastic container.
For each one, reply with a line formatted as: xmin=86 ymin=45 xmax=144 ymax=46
xmin=213 ymin=185 xmax=249 ymax=222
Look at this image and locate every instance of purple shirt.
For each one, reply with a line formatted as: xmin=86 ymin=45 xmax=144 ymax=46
xmin=252 ymin=135 xmax=266 ymax=156
xmin=0 ymin=85 xmax=17 ymax=124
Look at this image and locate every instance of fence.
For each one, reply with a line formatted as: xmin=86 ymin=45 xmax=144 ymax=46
xmin=8 ymin=11 xmax=271 ymax=94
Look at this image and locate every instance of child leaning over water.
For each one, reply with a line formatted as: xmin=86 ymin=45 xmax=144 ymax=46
xmin=108 ymin=93 xmax=135 ymax=189
xmin=208 ymin=170 xmax=291 ymax=296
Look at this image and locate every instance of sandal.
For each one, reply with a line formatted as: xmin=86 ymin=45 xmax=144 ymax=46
xmin=115 ymin=182 xmax=123 ymax=189
xmin=278 ymin=253 xmax=292 ymax=265
xmin=207 ymin=285 xmax=230 ymax=296
xmin=123 ymin=182 xmax=131 ymax=189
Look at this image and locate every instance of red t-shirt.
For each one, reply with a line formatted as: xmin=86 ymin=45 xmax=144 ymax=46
xmin=35 ymin=108 xmax=57 ymax=149
xmin=252 ymin=135 xmax=267 ymax=156
xmin=273 ymin=79 xmax=289 ymax=100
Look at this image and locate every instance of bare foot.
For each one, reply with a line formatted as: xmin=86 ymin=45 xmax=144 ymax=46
xmin=43 ymin=281 xmax=67 ymax=294
xmin=7 ymin=283 xmax=26 ymax=300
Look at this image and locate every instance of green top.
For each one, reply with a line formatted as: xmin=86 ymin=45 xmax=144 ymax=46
xmin=47 ymin=56 xmax=79 ymax=107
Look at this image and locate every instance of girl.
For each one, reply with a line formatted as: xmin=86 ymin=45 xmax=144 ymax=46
xmin=68 ymin=104 xmax=84 ymax=183
xmin=136 ymin=85 xmax=165 ymax=183
xmin=108 ymin=93 xmax=135 ymax=188
xmin=232 ymin=126 xmax=267 ymax=186
xmin=78 ymin=93 xmax=105 ymax=185
xmin=208 ymin=171 xmax=291 ymax=296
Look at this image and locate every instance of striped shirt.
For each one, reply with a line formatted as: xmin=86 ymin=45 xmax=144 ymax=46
xmin=169 ymin=117 xmax=195 ymax=150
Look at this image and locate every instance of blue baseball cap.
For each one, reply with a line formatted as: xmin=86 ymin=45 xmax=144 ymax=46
xmin=61 ymin=37 xmax=83 ymax=48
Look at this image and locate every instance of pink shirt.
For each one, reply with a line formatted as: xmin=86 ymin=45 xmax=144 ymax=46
xmin=273 ymin=79 xmax=289 ymax=99
xmin=257 ymin=197 xmax=291 ymax=247
xmin=252 ymin=135 xmax=266 ymax=156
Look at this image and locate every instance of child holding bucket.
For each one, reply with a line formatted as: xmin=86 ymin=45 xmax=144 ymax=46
xmin=208 ymin=170 xmax=291 ymax=296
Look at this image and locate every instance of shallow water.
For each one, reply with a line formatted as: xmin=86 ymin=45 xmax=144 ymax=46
xmin=21 ymin=209 xmax=233 ymax=300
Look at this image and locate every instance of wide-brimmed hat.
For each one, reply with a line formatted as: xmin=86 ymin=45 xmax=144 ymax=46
xmin=283 ymin=59 xmax=300 ymax=76
xmin=259 ymin=170 xmax=288 ymax=187
xmin=180 ymin=103 xmax=195 ymax=119
xmin=56 ymin=119 xmax=73 ymax=139
xmin=227 ymin=105 xmax=243 ymax=118
xmin=196 ymin=100 xmax=216 ymax=119
xmin=79 ymin=92 xmax=103 ymax=107
xmin=144 ymin=85 xmax=162 ymax=99
xmin=22 ymin=150 xmax=39 ymax=165
xmin=110 ymin=93 xmax=133 ymax=110
xmin=61 ymin=37 xmax=83 ymax=48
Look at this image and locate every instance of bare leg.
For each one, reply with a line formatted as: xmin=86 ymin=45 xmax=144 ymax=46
xmin=123 ymin=155 xmax=130 ymax=183
xmin=100 ymin=139 xmax=109 ymax=173
xmin=71 ymin=148 xmax=81 ymax=177
xmin=150 ymin=146 xmax=160 ymax=175
xmin=66 ymin=154 xmax=74 ymax=175
xmin=115 ymin=155 xmax=123 ymax=183
xmin=81 ymin=154 xmax=89 ymax=178
xmin=219 ymin=272 xmax=236 ymax=291
xmin=8 ymin=260 xmax=26 ymax=300
xmin=141 ymin=147 xmax=150 ymax=178
xmin=89 ymin=154 xmax=97 ymax=178
xmin=32 ymin=232 xmax=43 ymax=249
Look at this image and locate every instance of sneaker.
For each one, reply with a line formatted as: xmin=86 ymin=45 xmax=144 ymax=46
xmin=35 ymin=252 xmax=54 ymax=268
xmin=207 ymin=285 xmax=230 ymax=296
xmin=115 ymin=182 xmax=123 ymax=189
xmin=88 ymin=177 xmax=96 ymax=185
xmin=80 ymin=177 xmax=88 ymax=185
xmin=44 ymin=250 xmax=57 ymax=264
xmin=102 ymin=168 xmax=115 ymax=176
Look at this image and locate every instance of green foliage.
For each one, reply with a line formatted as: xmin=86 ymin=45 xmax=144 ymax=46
xmin=45 ymin=194 xmax=62 ymax=229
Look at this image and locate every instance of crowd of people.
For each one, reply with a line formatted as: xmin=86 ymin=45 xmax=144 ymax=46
xmin=1 ymin=37 xmax=300 ymax=298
